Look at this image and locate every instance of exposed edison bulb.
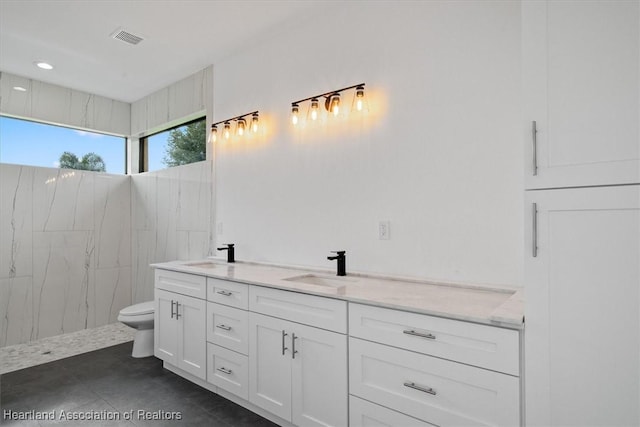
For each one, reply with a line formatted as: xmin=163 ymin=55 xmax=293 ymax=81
xmin=291 ymin=104 xmax=299 ymax=125
xmin=310 ymin=98 xmax=319 ymax=121
xmin=331 ymin=94 xmax=340 ymax=116
xmin=223 ymin=122 xmax=231 ymax=139
xmin=355 ymin=86 xmax=365 ymax=111
xmin=237 ymin=118 xmax=246 ymax=136
xmin=210 ymin=125 xmax=218 ymax=143
xmin=251 ymin=113 xmax=259 ymax=132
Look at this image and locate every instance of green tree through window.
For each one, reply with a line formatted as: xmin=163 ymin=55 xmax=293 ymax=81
xmin=163 ymin=120 xmax=206 ymax=167
xmin=59 ymin=151 xmax=106 ymax=172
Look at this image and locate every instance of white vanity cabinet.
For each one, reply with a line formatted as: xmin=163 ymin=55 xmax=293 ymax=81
xmin=249 ymin=287 xmax=348 ymax=427
xmin=522 ymin=0 xmax=640 ymax=189
xmin=206 ymin=278 xmax=250 ymax=400
xmin=349 ymin=303 xmax=521 ymax=427
xmin=154 ymin=270 xmax=206 ymax=380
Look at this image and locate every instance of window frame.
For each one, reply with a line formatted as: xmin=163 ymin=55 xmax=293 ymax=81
xmin=138 ymin=116 xmax=206 ymax=173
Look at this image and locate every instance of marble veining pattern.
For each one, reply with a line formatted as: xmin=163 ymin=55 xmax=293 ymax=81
xmin=0 ymin=71 xmax=130 ymax=136
xmin=0 ymin=322 xmax=135 ymax=374
xmin=0 ymin=164 xmax=132 ymax=347
xmin=131 ymin=161 xmax=213 ymax=304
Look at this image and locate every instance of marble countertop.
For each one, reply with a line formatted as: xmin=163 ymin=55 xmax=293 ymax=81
xmin=151 ymin=259 xmax=524 ymax=329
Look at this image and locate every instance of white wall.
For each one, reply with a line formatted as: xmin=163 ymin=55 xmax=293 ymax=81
xmin=213 ymin=1 xmax=523 ymax=287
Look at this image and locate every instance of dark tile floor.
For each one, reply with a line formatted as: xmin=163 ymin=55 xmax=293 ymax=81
xmin=0 ymin=342 xmax=279 ymax=427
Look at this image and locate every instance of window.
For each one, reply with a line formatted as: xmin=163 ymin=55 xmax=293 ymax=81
xmin=140 ymin=117 xmax=206 ymax=172
xmin=0 ymin=116 xmax=126 ymax=174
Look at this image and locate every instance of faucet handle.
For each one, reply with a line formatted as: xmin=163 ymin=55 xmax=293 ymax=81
xmin=331 ymin=250 xmax=346 ymax=256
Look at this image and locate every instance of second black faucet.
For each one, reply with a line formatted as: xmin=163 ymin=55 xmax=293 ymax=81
xmin=217 ymin=243 xmax=235 ymax=263
xmin=327 ymin=251 xmax=346 ymax=276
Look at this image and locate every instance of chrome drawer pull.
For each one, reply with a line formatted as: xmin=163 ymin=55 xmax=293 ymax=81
xmin=403 ymin=329 xmax=436 ymax=340
xmin=216 ymin=290 xmax=233 ymax=296
xmin=216 ymin=367 xmax=233 ymax=375
xmin=216 ymin=324 xmax=232 ymax=331
xmin=292 ymin=333 xmax=298 ymax=359
xmin=282 ymin=330 xmax=288 ymax=355
xmin=404 ymin=381 xmax=437 ymax=396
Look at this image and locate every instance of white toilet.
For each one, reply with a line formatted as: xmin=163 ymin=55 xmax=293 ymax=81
xmin=118 ymin=301 xmax=155 ymax=358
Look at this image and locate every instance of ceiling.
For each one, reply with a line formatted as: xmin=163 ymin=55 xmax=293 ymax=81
xmin=0 ymin=0 xmax=328 ymax=103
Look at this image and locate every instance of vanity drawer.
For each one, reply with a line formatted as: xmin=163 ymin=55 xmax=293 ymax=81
xmin=206 ymin=302 xmax=248 ymax=355
xmin=350 ymin=395 xmax=435 ymax=427
xmin=207 ymin=278 xmax=249 ymax=309
xmin=249 ymin=286 xmax=347 ymax=333
xmin=349 ymin=303 xmax=519 ymax=375
xmin=349 ymin=338 xmax=520 ymax=427
xmin=155 ymin=269 xmax=206 ymax=299
xmin=207 ymin=343 xmax=248 ymax=400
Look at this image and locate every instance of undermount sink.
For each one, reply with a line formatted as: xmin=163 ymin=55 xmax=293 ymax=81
xmin=184 ymin=261 xmax=219 ymax=269
xmin=283 ymin=274 xmax=355 ymax=289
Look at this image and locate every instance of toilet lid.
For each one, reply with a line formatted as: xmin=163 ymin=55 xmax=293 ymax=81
xmin=120 ymin=301 xmax=154 ymax=316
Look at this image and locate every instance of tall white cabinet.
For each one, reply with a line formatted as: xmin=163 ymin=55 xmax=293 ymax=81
xmin=522 ymin=0 xmax=639 ymax=189
xmin=523 ymin=1 xmax=640 ymax=425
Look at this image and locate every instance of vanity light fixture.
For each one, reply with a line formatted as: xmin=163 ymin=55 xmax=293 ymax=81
xmin=210 ymin=110 xmax=260 ymax=143
xmin=290 ymin=83 xmax=365 ymax=125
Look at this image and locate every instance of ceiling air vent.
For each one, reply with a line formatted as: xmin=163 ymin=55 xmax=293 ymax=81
xmin=110 ymin=28 xmax=144 ymax=46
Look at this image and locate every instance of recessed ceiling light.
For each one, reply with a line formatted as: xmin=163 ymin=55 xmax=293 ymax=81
xmin=13 ymin=86 xmax=27 ymax=92
xmin=35 ymin=61 xmax=54 ymax=70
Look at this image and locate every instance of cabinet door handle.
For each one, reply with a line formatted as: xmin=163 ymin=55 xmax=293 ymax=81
xmin=282 ymin=330 xmax=288 ymax=355
xmin=170 ymin=300 xmax=175 ymax=319
xmin=532 ymin=120 xmax=538 ymax=176
xmin=216 ymin=367 xmax=233 ymax=375
xmin=403 ymin=329 xmax=436 ymax=340
xmin=404 ymin=381 xmax=437 ymax=396
xmin=532 ymin=202 xmax=538 ymax=257
xmin=292 ymin=333 xmax=298 ymax=359
xmin=175 ymin=302 xmax=181 ymax=319
xmin=216 ymin=324 xmax=232 ymax=331
xmin=216 ymin=290 xmax=233 ymax=297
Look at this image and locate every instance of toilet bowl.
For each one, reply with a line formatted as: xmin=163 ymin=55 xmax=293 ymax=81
xmin=118 ymin=301 xmax=155 ymax=358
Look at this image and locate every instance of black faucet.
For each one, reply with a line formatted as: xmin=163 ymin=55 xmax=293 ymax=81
xmin=327 ymin=251 xmax=346 ymax=276
xmin=217 ymin=243 xmax=235 ymax=263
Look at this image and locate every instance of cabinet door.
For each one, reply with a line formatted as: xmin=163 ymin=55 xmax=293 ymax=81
xmin=177 ymin=294 xmax=206 ymax=380
xmin=523 ymin=0 xmax=640 ymax=188
xmin=154 ymin=289 xmax=178 ymax=364
xmin=525 ymin=185 xmax=640 ymax=426
xmin=291 ymin=322 xmax=348 ymax=427
xmin=249 ymin=312 xmax=292 ymax=422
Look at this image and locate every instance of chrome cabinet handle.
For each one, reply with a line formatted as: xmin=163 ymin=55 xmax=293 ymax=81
xmin=532 ymin=202 xmax=538 ymax=257
xmin=216 ymin=290 xmax=233 ymax=297
xmin=282 ymin=330 xmax=288 ymax=355
xmin=403 ymin=330 xmax=436 ymax=340
xmin=404 ymin=381 xmax=437 ymax=396
xmin=532 ymin=120 xmax=538 ymax=176
xmin=216 ymin=324 xmax=232 ymax=331
xmin=175 ymin=302 xmax=181 ymax=319
xmin=216 ymin=367 xmax=233 ymax=375
xmin=170 ymin=300 xmax=175 ymax=319
xmin=292 ymin=333 xmax=298 ymax=359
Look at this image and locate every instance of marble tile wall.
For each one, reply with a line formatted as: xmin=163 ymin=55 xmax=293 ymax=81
xmin=0 ymin=72 xmax=130 ymax=136
xmin=130 ymin=67 xmax=212 ymax=137
xmin=131 ymin=161 xmax=213 ymax=303
xmin=0 ymin=163 xmax=132 ymax=347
